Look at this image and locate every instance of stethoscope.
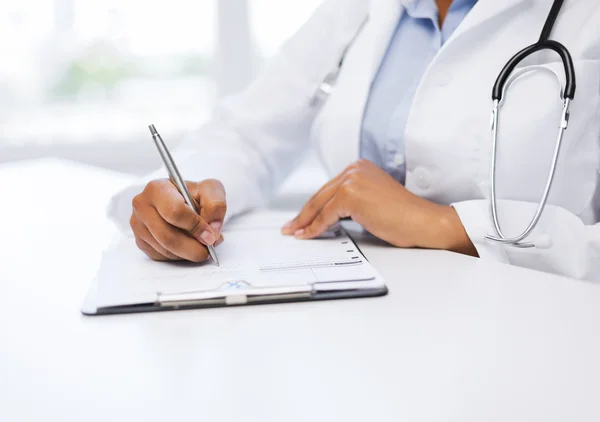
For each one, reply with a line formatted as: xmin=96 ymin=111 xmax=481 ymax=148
xmin=311 ymin=0 xmax=576 ymax=249
xmin=487 ymin=0 xmax=575 ymax=248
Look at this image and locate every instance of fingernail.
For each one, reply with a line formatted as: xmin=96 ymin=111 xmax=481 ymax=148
xmin=294 ymin=229 xmax=304 ymax=238
xmin=210 ymin=221 xmax=222 ymax=234
xmin=200 ymin=231 xmax=215 ymax=245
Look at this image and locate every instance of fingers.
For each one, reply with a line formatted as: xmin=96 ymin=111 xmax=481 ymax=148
xmin=150 ymin=181 xmax=217 ymax=246
xmin=135 ymin=238 xmax=171 ymax=261
xmin=142 ymin=206 xmax=211 ymax=263
xmin=131 ymin=178 xmax=227 ymax=262
xmin=131 ymin=214 xmax=181 ymax=260
xmin=294 ymin=197 xmax=349 ymax=239
xmin=281 ymin=174 xmax=344 ymax=235
xmin=193 ymin=179 xmax=227 ymax=238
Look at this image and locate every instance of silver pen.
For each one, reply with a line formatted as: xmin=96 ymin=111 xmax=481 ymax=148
xmin=148 ymin=124 xmax=220 ymax=266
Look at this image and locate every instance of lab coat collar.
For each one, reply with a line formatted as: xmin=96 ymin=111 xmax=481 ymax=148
xmin=362 ymin=0 xmax=532 ymax=101
xmin=365 ymin=0 xmax=533 ymax=73
xmin=447 ymin=0 xmax=533 ymax=37
xmin=335 ymin=0 xmax=531 ymax=174
xmin=389 ymin=0 xmax=532 ymax=29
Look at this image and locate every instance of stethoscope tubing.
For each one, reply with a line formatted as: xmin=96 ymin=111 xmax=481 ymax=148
xmin=486 ymin=0 xmax=576 ymax=248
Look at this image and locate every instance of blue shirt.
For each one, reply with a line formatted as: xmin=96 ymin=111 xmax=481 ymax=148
xmin=360 ymin=0 xmax=478 ymax=184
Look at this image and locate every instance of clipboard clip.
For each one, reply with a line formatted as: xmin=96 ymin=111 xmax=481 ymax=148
xmin=157 ymin=284 xmax=314 ymax=308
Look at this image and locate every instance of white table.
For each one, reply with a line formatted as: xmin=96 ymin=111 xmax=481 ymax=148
xmin=2 ymin=159 xmax=600 ymax=422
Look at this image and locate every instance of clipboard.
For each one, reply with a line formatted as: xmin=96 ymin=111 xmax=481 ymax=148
xmin=82 ymin=211 xmax=388 ymax=315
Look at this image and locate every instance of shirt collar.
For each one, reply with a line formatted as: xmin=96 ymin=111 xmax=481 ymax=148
xmin=403 ymin=0 xmax=437 ymax=19
xmin=402 ymin=0 xmax=478 ymax=17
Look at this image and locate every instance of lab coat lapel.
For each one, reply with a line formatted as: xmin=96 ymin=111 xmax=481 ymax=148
xmin=449 ymin=0 xmax=532 ymax=41
xmin=327 ymin=0 xmax=403 ymax=174
xmin=323 ymin=0 xmax=532 ymax=176
xmin=366 ymin=0 xmax=404 ymax=77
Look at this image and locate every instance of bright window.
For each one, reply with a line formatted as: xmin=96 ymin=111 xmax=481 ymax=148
xmin=0 ymin=0 xmax=322 ymax=149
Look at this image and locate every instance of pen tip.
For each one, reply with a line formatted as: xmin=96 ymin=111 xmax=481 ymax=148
xmin=148 ymin=124 xmax=157 ymax=136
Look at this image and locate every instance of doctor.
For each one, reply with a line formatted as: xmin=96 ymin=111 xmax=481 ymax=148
xmin=120 ymin=0 xmax=600 ymax=281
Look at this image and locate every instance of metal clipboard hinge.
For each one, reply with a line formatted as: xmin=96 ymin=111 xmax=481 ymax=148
xmin=157 ymin=285 xmax=314 ymax=308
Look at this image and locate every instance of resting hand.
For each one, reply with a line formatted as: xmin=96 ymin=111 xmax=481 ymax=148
xmin=281 ymin=159 xmax=477 ymax=255
xmin=130 ymin=179 xmax=226 ymax=262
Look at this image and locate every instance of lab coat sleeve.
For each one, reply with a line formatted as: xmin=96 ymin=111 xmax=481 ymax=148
xmin=452 ymin=199 xmax=600 ymax=281
xmin=108 ymin=0 xmax=368 ymax=233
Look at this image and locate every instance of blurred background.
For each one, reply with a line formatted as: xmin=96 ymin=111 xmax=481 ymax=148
xmin=0 ymin=0 xmax=323 ymax=175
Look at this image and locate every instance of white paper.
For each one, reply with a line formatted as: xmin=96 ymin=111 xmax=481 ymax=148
xmin=93 ymin=210 xmax=383 ymax=308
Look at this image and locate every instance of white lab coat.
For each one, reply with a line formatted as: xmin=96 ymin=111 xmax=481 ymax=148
xmin=112 ymin=0 xmax=600 ymax=281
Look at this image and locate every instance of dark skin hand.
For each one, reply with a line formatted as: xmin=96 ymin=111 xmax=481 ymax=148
xmin=130 ymin=179 xmax=226 ymax=262
xmin=281 ymin=159 xmax=478 ymax=256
